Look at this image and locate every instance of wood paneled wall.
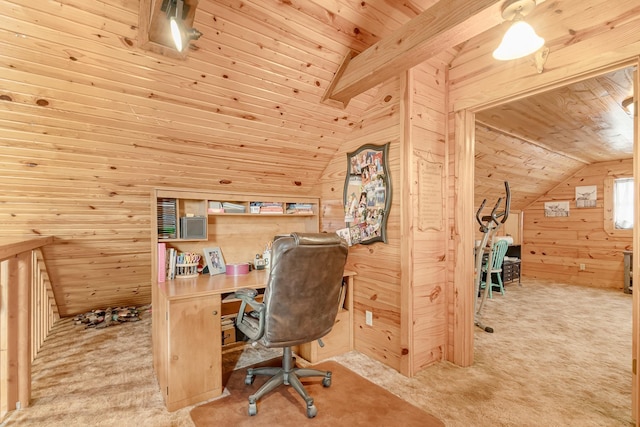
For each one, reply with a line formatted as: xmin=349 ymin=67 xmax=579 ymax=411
xmin=318 ymin=58 xmax=449 ymax=375
xmin=319 ymin=76 xmax=403 ymax=370
xmin=523 ymin=159 xmax=633 ymax=288
xmin=406 ymin=62 xmax=449 ymax=372
xmin=0 ymin=0 xmax=373 ymax=316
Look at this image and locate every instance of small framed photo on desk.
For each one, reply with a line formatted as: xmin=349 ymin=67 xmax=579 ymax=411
xmin=203 ymin=247 xmax=226 ymax=275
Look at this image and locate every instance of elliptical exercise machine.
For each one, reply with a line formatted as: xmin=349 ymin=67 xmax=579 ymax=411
xmin=474 ymin=181 xmax=511 ymax=333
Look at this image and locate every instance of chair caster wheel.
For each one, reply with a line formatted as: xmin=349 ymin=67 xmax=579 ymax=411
xmin=245 ymin=374 xmax=255 ymax=385
xmin=322 ymin=376 xmax=331 ymax=387
xmin=248 ymin=402 xmax=257 ymax=416
xmin=306 ymin=404 xmax=317 ymax=418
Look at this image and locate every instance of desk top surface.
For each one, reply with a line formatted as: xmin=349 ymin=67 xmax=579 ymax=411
xmin=159 ymin=269 xmax=355 ymax=300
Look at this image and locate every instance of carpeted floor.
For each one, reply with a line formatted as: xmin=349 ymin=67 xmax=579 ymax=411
xmin=190 ymin=359 xmax=444 ymax=426
xmin=333 ymin=279 xmax=634 ymax=426
xmin=0 ymin=277 xmax=634 ymax=426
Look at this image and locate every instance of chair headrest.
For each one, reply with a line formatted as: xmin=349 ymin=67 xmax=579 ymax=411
xmin=288 ymin=232 xmax=343 ymax=246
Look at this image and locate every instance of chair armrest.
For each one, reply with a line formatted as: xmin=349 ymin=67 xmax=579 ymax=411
xmin=234 ymin=288 xmax=259 ymax=299
xmin=233 ymin=288 xmax=264 ymax=313
xmin=233 ymin=288 xmax=266 ymax=341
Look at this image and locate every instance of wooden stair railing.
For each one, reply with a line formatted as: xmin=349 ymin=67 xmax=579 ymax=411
xmin=31 ymin=248 xmax=59 ymax=361
xmin=0 ymin=236 xmax=56 ymax=421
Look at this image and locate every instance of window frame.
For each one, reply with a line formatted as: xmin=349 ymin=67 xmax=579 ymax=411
xmin=604 ymin=176 xmax=634 ymax=236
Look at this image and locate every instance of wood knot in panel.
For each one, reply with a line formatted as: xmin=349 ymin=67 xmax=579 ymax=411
xmin=429 ymin=285 xmax=441 ymax=302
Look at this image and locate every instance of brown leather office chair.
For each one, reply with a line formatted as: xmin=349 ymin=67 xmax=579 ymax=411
xmin=234 ymin=232 xmax=349 ymax=418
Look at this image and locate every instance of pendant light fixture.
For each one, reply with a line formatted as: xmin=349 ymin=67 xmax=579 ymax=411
xmin=166 ymin=0 xmax=202 ymax=52
xmin=493 ymin=0 xmax=544 ymax=61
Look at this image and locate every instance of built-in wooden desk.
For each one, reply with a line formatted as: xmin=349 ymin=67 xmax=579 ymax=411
xmin=160 ymin=268 xmax=270 ymax=300
xmin=152 ymin=269 xmax=355 ymax=412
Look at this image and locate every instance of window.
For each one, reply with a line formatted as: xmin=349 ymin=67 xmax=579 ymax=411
xmin=613 ymin=178 xmax=634 ymax=229
xmin=604 ymin=176 xmax=634 ymax=235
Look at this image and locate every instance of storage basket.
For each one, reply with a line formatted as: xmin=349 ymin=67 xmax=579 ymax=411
xmin=175 ymin=263 xmax=199 ymax=279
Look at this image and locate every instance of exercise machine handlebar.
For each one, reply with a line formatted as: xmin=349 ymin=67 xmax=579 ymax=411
xmin=501 ymin=181 xmax=511 ymax=224
xmin=476 ymin=181 xmax=510 ymax=231
xmin=474 ymin=181 xmax=511 ymax=334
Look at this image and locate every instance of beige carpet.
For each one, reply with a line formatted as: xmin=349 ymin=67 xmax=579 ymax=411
xmin=190 ymin=359 xmax=443 ymax=426
xmin=1 ymin=278 xmax=634 ymax=426
xmin=332 ymin=279 xmax=634 ymax=426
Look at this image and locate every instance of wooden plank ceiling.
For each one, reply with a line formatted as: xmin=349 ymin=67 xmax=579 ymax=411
xmin=475 ymin=66 xmax=635 ymax=211
xmin=1 ymin=0 xmax=635 ymax=314
xmin=1 ymin=0 xmax=447 ymax=315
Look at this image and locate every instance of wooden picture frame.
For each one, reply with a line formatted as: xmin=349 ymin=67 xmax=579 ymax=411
xmin=343 ymin=143 xmax=392 ymax=245
xmin=203 ymin=247 xmax=226 ymax=275
xmin=575 ymin=185 xmax=597 ymax=208
xmin=544 ymin=201 xmax=570 ymax=217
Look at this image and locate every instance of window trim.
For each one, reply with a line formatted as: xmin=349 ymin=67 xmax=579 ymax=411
xmin=604 ymin=176 xmax=633 ymax=236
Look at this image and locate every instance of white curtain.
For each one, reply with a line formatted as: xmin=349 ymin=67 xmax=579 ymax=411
xmin=614 ymin=178 xmax=634 ymax=229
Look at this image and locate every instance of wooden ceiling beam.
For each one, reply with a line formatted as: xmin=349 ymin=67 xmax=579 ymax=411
xmin=323 ymin=0 xmax=506 ymax=107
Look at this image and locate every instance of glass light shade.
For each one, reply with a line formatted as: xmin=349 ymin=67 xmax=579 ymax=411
xmin=169 ymin=17 xmax=185 ymax=52
xmin=493 ymin=20 xmax=545 ymax=60
xmin=622 ymin=97 xmax=635 ymax=116
xmin=629 ymin=103 xmax=635 ymax=116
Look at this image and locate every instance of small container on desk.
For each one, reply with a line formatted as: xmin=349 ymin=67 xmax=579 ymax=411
xmin=175 ymin=263 xmax=199 ymax=279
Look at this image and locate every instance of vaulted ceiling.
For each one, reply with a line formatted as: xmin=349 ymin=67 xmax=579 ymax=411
xmin=475 ymin=66 xmax=635 ymax=211
xmin=7 ymin=0 xmax=629 ymax=208
xmin=3 ymin=0 xmax=638 ymax=314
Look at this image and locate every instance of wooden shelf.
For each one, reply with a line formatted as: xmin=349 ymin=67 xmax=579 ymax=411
xmin=207 ymin=212 xmax=315 ymax=217
xmin=151 ymin=187 xmax=326 ymax=411
xmin=157 ymin=238 xmax=207 ymax=242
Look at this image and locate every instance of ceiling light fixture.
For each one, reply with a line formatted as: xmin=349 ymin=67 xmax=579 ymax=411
xmin=166 ymin=0 xmax=202 ymax=52
xmin=493 ymin=0 xmax=545 ymax=61
xmin=622 ymin=96 xmax=635 ymax=116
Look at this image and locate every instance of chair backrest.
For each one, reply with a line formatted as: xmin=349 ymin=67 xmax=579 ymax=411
xmin=261 ymin=232 xmax=349 ymax=348
xmin=490 ymin=239 xmax=510 ymax=270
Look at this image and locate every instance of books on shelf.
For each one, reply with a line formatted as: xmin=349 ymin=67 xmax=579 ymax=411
xmin=207 ymin=200 xmax=314 ymax=215
xmin=258 ymin=202 xmax=283 ymax=214
xmin=157 ymin=198 xmax=177 ymax=239
xmin=220 ymin=314 xmax=236 ymax=327
xmin=249 ymin=201 xmax=284 ymax=214
xmin=286 ymin=203 xmax=313 ymax=214
xmin=166 ymin=247 xmax=176 ymax=279
xmin=163 ymin=247 xmax=202 ymax=280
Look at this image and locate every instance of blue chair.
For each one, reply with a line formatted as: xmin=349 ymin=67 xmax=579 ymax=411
xmin=481 ymin=239 xmax=509 ymax=298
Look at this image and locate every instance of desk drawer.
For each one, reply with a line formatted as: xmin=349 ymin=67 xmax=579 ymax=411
xmin=298 ymin=309 xmax=350 ymax=362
